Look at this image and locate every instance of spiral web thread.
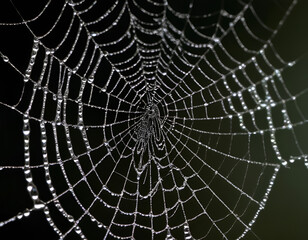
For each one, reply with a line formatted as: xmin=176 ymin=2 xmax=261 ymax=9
xmin=0 ymin=0 xmax=307 ymax=239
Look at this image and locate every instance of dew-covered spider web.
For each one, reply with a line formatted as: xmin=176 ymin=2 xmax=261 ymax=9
xmin=1 ymin=0 xmax=308 ymax=239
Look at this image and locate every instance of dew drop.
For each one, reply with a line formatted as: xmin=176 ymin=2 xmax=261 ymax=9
xmin=23 ymin=127 xmax=30 ymax=136
xmin=68 ymin=215 xmax=74 ymax=222
xmin=75 ymin=226 xmax=82 ymax=234
xmin=2 ymin=55 xmax=9 ymax=62
xmin=23 ymin=209 xmax=30 ymax=217
xmin=221 ymin=10 xmax=228 ymax=17
xmin=34 ymin=201 xmax=45 ymax=210
xmin=17 ymin=212 xmax=23 ymax=220
xmin=88 ymin=76 xmax=94 ymax=83
xmin=213 ymin=37 xmax=219 ymax=43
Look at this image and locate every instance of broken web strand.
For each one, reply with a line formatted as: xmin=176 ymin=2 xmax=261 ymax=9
xmin=0 ymin=0 xmax=307 ymax=239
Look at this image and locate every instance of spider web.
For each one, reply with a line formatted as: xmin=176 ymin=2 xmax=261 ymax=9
xmin=0 ymin=0 xmax=308 ymax=239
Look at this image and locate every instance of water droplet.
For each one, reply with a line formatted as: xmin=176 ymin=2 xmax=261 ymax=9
xmin=213 ymin=38 xmax=219 ymax=43
xmin=2 ymin=55 xmax=9 ymax=62
xmin=17 ymin=212 xmax=23 ymax=220
xmin=23 ymin=127 xmax=30 ymax=136
xmin=68 ymin=215 xmax=74 ymax=222
xmin=30 ymin=186 xmax=39 ymax=200
xmin=44 ymin=207 xmax=50 ymax=215
xmin=23 ymin=209 xmax=30 ymax=217
xmin=34 ymin=201 xmax=45 ymax=210
xmin=88 ymin=76 xmax=94 ymax=83
xmin=75 ymin=226 xmax=82 ymax=234
xmin=221 ymin=10 xmax=228 ymax=16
